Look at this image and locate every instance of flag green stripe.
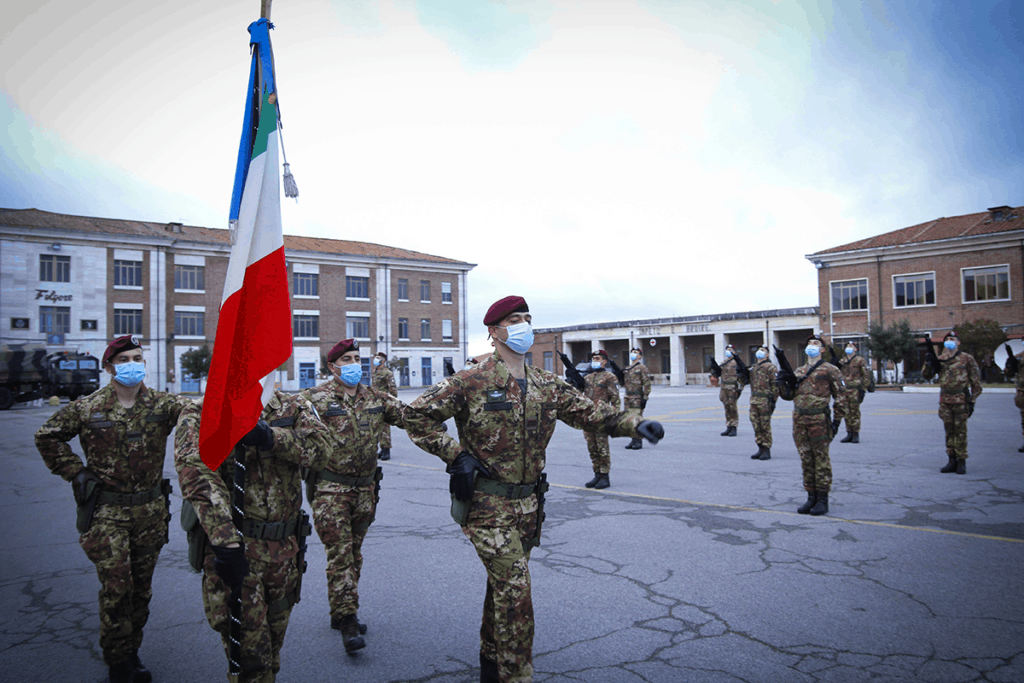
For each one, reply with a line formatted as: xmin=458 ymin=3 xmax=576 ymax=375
xmin=251 ymin=91 xmax=277 ymax=160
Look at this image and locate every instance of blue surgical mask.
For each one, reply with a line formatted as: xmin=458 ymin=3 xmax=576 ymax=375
xmin=755 ymin=350 xmax=766 ymax=360
xmin=944 ymin=340 xmax=956 ymax=350
xmin=724 ymin=350 xmax=733 ymax=358
xmin=591 ymin=361 xmax=602 ymax=369
xmin=337 ymin=363 xmax=363 ymax=387
xmin=629 ymin=352 xmax=638 ymax=362
xmin=806 ymin=345 xmax=821 ymax=358
xmin=372 ymin=358 xmax=381 ymax=366
xmin=113 ymin=361 xmax=146 ymax=387
xmin=501 ymin=322 xmax=534 ymax=355
xmin=845 ymin=347 xmax=855 ymax=355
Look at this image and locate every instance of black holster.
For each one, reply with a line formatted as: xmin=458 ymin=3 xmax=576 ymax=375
xmin=75 ymin=479 xmax=100 ymax=534
xmin=180 ymin=499 xmax=209 ymax=574
xmin=524 ymin=473 xmax=550 ymax=551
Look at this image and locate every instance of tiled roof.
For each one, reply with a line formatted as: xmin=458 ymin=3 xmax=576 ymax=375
xmin=812 ymin=205 xmax=1024 ymax=256
xmin=0 ymin=208 xmax=473 ymax=266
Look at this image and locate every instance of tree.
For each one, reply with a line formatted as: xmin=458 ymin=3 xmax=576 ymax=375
xmin=865 ymin=319 xmax=918 ymax=383
xmin=954 ymin=318 xmax=1007 ymax=362
xmin=179 ymin=345 xmax=212 ymax=392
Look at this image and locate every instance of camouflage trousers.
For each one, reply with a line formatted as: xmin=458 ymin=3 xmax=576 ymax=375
xmin=624 ymin=396 xmax=644 ymax=412
xmin=584 ymin=431 xmax=610 ymax=473
xmin=1016 ymin=390 xmax=1024 ymax=439
xmin=720 ymin=389 xmax=740 ymax=427
xmin=79 ymin=500 xmax=168 ymax=665
xmin=377 ymin=424 xmax=392 ymax=450
xmin=834 ymin=388 xmax=863 ymax=431
xmin=464 ymin=492 xmax=539 ymax=683
xmin=311 ymin=484 xmax=376 ymax=618
xmin=792 ymin=413 xmax=832 ymax=492
xmin=202 ymin=540 xmax=300 ymax=682
xmin=938 ymin=403 xmax=971 ymax=460
xmin=748 ymin=398 xmax=775 ymax=447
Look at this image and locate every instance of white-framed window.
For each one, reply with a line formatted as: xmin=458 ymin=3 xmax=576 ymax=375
xmin=39 ymin=254 xmax=70 ymax=282
xmin=398 ymin=318 xmax=409 ymax=340
xmin=543 ymin=351 xmax=554 ymax=372
xmin=421 ymin=318 xmax=431 ymax=341
xmin=420 ymin=280 xmax=430 ymax=302
xmin=293 ymin=272 xmax=318 ymax=297
xmin=293 ymin=314 xmax=319 ymax=339
xmin=442 ymin=318 xmax=453 ymax=341
xmin=175 ymin=311 xmax=205 ymax=337
xmin=40 ymin=306 xmax=71 ymax=334
xmin=114 ymin=259 xmax=143 ymax=288
xmin=346 ymin=276 xmax=369 ymax=299
xmin=114 ymin=308 xmax=143 ymax=336
xmin=963 ymin=264 xmax=1010 ymax=303
xmin=347 ymin=314 xmax=370 ymax=339
xmin=830 ymin=278 xmax=868 ymax=312
xmin=174 ymin=264 xmax=205 ymax=291
xmin=442 ymin=281 xmax=452 ymax=304
xmin=397 ymin=278 xmax=409 ymax=301
xmin=893 ymin=272 xmax=935 ymax=308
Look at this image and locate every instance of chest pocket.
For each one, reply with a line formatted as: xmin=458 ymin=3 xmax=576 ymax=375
xmin=484 ymin=388 xmax=514 ymax=411
xmin=126 ymin=430 xmax=144 ymax=443
xmin=270 ymin=417 xmax=295 ymax=428
xmin=87 ymin=412 xmax=114 ymax=430
xmin=322 ymin=401 xmax=347 ymax=418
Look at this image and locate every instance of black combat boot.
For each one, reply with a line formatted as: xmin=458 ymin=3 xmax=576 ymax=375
xmin=629 ymin=437 xmax=643 ymax=449
xmin=132 ymin=651 xmax=153 ymax=683
xmin=758 ymin=447 xmax=771 ymax=461
xmin=585 ymin=473 xmax=601 ymax=488
xmin=480 ymin=654 xmax=500 ymax=683
xmin=809 ymin=491 xmax=829 ymax=516
xmin=850 ymin=432 xmax=859 ymax=443
xmin=720 ymin=425 xmax=731 ymax=436
xmin=831 ymin=419 xmax=841 ymax=436
xmin=797 ymin=490 xmax=817 ymax=514
xmin=956 ymin=459 xmax=966 ymax=475
xmin=594 ymin=474 xmax=610 ymax=489
xmin=378 ymin=448 xmax=390 ymax=461
xmin=840 ymin=431 xmax=854 ymax=443
xmin=332 ymin=614 xmax=368 ymax=634
xmin=1019 ymin=444 xmax=1024 ymax=453
xmin=340 ymin=614 xmax=366 ymax=654
xmin=940 ymin=455 xmax=957 ymax=473
xmin=108 ymin=661 xmax=133 ymax=683
xmin=750 ymin=445 xmax=764 ymax=459
xmin=723 ymin=426 xmax=737 ymax=437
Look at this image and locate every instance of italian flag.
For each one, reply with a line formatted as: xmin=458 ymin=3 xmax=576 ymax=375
xmin=200 ymin=30 xmax=292 ymax=471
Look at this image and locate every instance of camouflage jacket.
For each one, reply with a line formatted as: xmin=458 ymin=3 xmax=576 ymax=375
xmin=719 ymin=357 xmax=748 ymax=391
xmin=300 ymin=380 xmax=406 ymax=478
xmin=787 ymin=360 xmax=845 ymax=411
xmin=749 ymin=359 xmax=779 ymax=402
xmin=624 ymin=362 xmax=652 ymax=405
xmin=838 ymin=354 xmax=872 ymax=390
xmin=584 ymin=368 xmax=620 ymax=409
xmin=1016 ymin=354 xmax=1024 ymax=391
xmin=405 ymin=351 xmax=642 ymax=484
xmin=174 ymin=391 xmax=330 ymax=549
xmin=922 ymin=350 xmax=982 ymax=405
xmin=36 ymin=383 xmax=190 ymax=491
xmin=371 ymin=364 xmax=397 ymax=396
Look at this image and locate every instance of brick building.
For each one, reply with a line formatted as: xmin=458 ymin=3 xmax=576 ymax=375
xmin=0 ymin=208 xmax=474 ymax=392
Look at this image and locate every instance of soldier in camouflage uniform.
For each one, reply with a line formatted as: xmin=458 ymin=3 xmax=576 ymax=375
xmin=301 ymin=339 xmax=407 ymax=654
xmin=35 ymin=335 xmax=190 ymax=683
xmin=777 ymin=334 xmax=845 ymax=516
xmin=1005 ymin=346 xmax=1024 ymax=452
xmin=582 ymin=350 xmax=620 ymax=489
xmin=717 ymin=344 xmax=747 ymax=436
xmin=371 ymin=351 xmax=398 ymax=460
xmin=747 ymin=345 xmax=778 ymax=461
xmin=405 ymin=295 xmax=664 ymax=683
xmin=832 ymin=341 xmax=873 ymax=444
xmin=922 ymin=331 xmax=982 ymax=474
xmin=175 ymin=391 xmax=330 ymax=682
xmin=623 ymin=347 xmax=652 ymax=450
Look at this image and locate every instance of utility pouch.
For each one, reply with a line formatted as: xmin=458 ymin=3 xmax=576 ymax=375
xmin=449 ymin=471 xmax=478 ymax=526
xmin=180 ymin=499 xmax=209 ymax=574
xmin=523 ymin=473 xmax=549 ymax=551
xmin=300 ymin=466 xmax=318 ymax=504
xmin=75 ymin=479 xmax=100 ymax=534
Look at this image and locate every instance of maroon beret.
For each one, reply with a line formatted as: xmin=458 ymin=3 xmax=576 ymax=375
xmin=102 ymin=335 xmax=142 ymax=365
xmin=943 ymin=331 xmax=958 ymax=341
xmin=806 ymin=334 xmax=825 ymax=344
xmin=375 ymin=351 xmax=388 ymax=359
xmin=591 ymin=349 xmax=608 ymax=359
xmin=725 ymin=344 xmax=736 ymax=351
xmin=484 ymin=295 xmax=529 ymax=326
xmin=327 ymin=338 xmax=359 ymax=363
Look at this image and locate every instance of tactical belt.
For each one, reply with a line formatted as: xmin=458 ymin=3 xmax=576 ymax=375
xmin=241 ymin=514 xmax=312 ymax=542
xmin=474 ymin=476 xmax=540 ymax=499
xmin=97 ymin=480 xmax=169 ymax=507
xmin=795 ymin=406 xmax=828 ymax=416
xmin=752 ymin=391 xmax=773 ymax=398
xmin=722 ymin=380 xmax=738 ymax=387
xmin=319 ymin=470 xmax=376 ymax=487
xmin=626 ymin=391 xmax=643 ymax=396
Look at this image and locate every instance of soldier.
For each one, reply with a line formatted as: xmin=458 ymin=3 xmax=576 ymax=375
xmin=717 ymin=344 xmax=748 ymax=436
xmin=777 ymin=334 xmax=845 ymax=516
xmin=623 ymin=347 xmax=652 ymax=450
xmin=748 ymin=344 xmax=779 ymax=461
xmin=582 ymin=350 xmax=620 ymax=489
xmin=404 ymin=295 xmax=665 ymax=683
xmin=35 ymin=335 xmax=190 ymax=683
xmin=922 ymin=331 xmax=982 ymax=474
xmin=301 ymin=339 xmax=407 ymax=654
xmin=370 ymin=351 xmax=398 ymax=460
xmin=832 ymin=341 xmax=873 ymax=443
xmin=1003 ymin=344 xmax=1024 ymax=452
xmin=175 ymin=390 xmax=330 ymax=683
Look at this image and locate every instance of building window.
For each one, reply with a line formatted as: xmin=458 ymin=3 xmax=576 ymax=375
xmin=894 ymin=273 xmax=935 ymax=308
xmin=831 ymin=279 xmax=868 ymax=312
xmin=398 ymin=318 xmax=409 ymax=340
xmin=963 ymin=265 xmax=1010 ymax=302
xmin=442 ymin=281 xmax=452 ymax=304
xmin=360 ymin=358 xmax=371 ymax=385
xmin=114 ymin=260 xmax=143 ymax=287
xmin=421 ymin=318 xmax=431 ymax=341
xmin=420 ymin=280 xmax=430 ymax=302
xmin=346 ymin=276 xmax=369 ymax=299
xmin=175 ymin=264 xmax=205 ymax=291
xmin=421 ymin=357 xmax=433 ymax=386
xmin=347 ymin=316 xmax=370 ymax=339
xmin=293 ymin=314 xmax=319 ymax=339
xmin=293 ymin=272 xmax=318 ymax=297
xmin=113 ymin=308 xmax=143 ymax=336
xmin=397 ymin=278 xmax=409 ymax=301
xmin=81 ymin=320 xmax=98 ymax=331
xmin=524 ymin=352 xmax=533 ymax=366
xmin=40 ymin=306 xmax=71 ymax=334
xmin=442 ymin=319 xmax=453 ymax=341
xmin=39 ymin=254 xmax=70 ymax=282
xmin=175 ymin=311 xmax=205 ymax=337
xmin=444 ymin=356 xmax=454 ymax=376
xmin=544 ymin=351 xmax=554 ymax=372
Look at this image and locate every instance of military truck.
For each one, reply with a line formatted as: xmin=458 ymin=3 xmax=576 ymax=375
xmin=0 ymin=345 xmax=101 ymax=410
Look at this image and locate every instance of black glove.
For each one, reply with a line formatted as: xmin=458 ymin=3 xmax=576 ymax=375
xmin=640 ymin=399 xmax=647 ymax=411
xmin=446 ymin=451 xmax=491 ymax=503
xmin=211 ymin=545 xmax=249 ymax=592
xmin=444 ymin=360 xmax=456 ymax=376
xmin=769 ymin=398 xmax=777 ymax=413
xmin=637 ymin=420 xmax=664 ymax=444
xmin=72 ymin=468 xmax=102 ymax=506
xmin=858 ymin=389 xmax=865 ymax=404
xmin=238 ymin=420 xmax=275 ymax=451
xmin=967 ymin=402 xmax=975 ymax=418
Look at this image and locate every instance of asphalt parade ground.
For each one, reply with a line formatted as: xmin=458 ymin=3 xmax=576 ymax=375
xmin=2 ymin=385 xmax=1023 ymax=683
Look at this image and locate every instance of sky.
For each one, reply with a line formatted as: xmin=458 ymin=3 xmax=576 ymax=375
xmin=2 ymin=0 xmax=1022 ymax=355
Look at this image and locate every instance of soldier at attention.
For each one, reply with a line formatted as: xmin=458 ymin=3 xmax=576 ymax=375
xmin=623 ymin=347 xmax=652 ymax=450
xmin=175 ymin=391 xmax=330 ymax=682
xmin=717 ymin=344 xmax=747 ymax=436
xmin=300 ymin=339 xmax=407 ymax=654
xmin=581 ymin=350 xmax=620 ymax=489
xmin=832 ymin=341 xmax=873 ymax=444
xmin=370 ymin=351 xmax=398 ymax=460
xmin=35 ymin=335 xmax=191 ymax=683
xmin=777 ymin=334 xmax=845 ymax=516
xmin=1003 ymin=343 xmax=1024 ymax=453
xmin=922 ymin=331 xmax=982 ymax=474
xmin=748 ymin=344 xmax=779 ymax=461
xmin=404 ymin=295 xmax=665 ymax=683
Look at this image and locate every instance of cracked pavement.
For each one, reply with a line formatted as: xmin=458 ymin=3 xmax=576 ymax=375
xmin=2 ymin=387 xmax=1022 ymax=682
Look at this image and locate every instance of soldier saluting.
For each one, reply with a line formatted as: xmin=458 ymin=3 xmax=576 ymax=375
xmin=623 ymin=347 xmax=652 ymax=450
xmin=35 ymin=335 xmax=190 ymax=683
xmin=405 ymin=295 xmax=665 ymax=683
xmin=922 ymin=331 xmax=982 ymax=474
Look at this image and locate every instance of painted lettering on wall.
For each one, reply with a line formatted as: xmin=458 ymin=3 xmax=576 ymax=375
xmin=35 ymin=289 xmax=73 ymax=302
xmin=685 ymin=324 xmax=710 ymax=333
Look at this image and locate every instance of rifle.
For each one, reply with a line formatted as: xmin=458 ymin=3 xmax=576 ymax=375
xmin=607 ymin=359 xmax=625 ymax=384
xmin=734 ymin=355 xmax=751 ymax=383
xmin=709 ymin=358 xmax=722 ymax=378
xmin=1005 ymin=344 xmax=1019 ymax=379
xmin=558 ymin=351 xmax=586 ymax=391
xmin=924 ymin=335 xmax=943 ymax=375
xmin=773 ymin=345 xmax=797 ymax=397
xmin=828 ymin=346 xmax=842 ymax=367
xmin=444 ymin=359 xmax=456 ymax=377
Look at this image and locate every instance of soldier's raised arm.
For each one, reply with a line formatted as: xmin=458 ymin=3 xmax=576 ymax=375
xmin=267 ymin=393 xmax=331 ymax=471
xmin=406 ymin=378 xmax=466 ymax=465
xmin=174 ymin=402 xmax=239 ymax=547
